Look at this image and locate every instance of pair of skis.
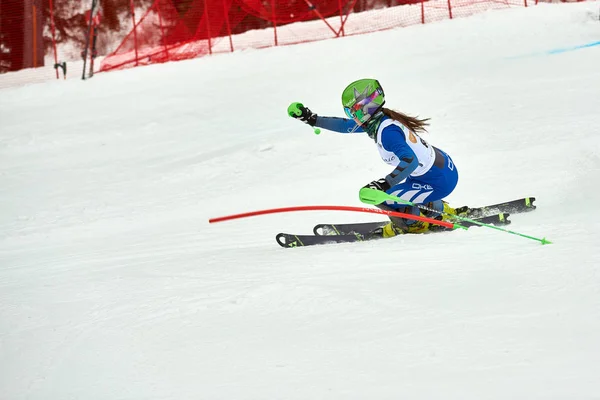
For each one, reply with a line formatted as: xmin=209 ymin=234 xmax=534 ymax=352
xmin=276 ymin=197 xmax=536 ymax=248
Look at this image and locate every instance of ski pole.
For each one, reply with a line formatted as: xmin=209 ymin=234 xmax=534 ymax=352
xmin=359 ymin=187 xmax=551 ymax=245
xmin=288 ymin=102 xmax=321 ymax=135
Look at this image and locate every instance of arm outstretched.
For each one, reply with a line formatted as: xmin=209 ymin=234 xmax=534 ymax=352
xmin=315 ymin=116 xmax=363 ymax=134
xmin=288 ymin=102 xmax=363 ymax=134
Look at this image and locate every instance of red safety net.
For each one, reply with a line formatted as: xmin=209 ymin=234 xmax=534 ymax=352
xmin=99 ymin=0 xmax=535 ymax=73
xmin=0 ymin=0 xmax=587 ymax=87
xmin=99 ymin=0 xmax=353 ymax=71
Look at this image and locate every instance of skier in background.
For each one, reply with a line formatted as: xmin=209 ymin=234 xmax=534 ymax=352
xmin=288 ymin=78 xmax=460 ymax=237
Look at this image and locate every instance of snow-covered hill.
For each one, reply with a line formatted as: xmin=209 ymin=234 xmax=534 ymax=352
xmin=1 ymin=3 xmax=599 ymax=398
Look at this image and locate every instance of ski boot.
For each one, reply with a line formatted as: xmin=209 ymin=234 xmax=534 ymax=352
xmin=440 ymin=201 xmax=458 ymax=220
xmin=380 ymin=215 xmax=440 ymax=236
xmin=374 ymin=215 xmax=431 ymax=237
xmin=381 ymin=221 xmax=407 ymax=237
xmin=422 ymin=200 xmax=465 ymax=221
xmin=367 ymin=219 xmax=406 ymax=238
xmin=406 ymin=219 xmax=433 ymax=234
xmin=395 ymin=202 xmax=456 ymax=234
xmin=371 ymin=202 xmax=460 ymax=238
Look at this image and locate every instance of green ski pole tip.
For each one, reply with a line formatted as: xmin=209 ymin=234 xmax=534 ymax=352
xmin=453 ymin=223 xmax=469 ymax=231
xmin=541 ymin=237 xmax=552 ymax=245
xmin=314 ymin=128 xmax=321 ymax=135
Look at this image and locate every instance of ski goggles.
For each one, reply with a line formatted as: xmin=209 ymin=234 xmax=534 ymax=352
xmin=343 ymin=90 xmax=381 ymax=123
xmin=344 ymin=106 xmax=365 ymax=121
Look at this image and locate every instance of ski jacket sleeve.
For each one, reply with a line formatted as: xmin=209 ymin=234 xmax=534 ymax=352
xmin=315 ymin=116 xmax=364 ymax=134
xmin=381 ymin=125 xmax=419 ymax=187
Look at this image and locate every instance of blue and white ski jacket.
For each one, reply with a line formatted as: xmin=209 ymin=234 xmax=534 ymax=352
xmin=315 ymin=115 xmax=443 ymax=187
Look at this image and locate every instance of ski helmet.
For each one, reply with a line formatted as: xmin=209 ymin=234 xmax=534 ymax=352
xmin=341 ymin=79 xmax=385 ymax=126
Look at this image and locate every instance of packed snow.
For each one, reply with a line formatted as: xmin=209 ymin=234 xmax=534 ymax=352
xmin=1 ymin=2 xmax=599 ymax=399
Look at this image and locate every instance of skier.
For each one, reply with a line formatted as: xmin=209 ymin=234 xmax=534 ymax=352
xmin=288 ymin=78 xmax=459 ymax=237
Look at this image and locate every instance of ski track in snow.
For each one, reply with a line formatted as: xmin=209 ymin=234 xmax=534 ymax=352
xmin=1 ymin=3 xmax=600 ymax=399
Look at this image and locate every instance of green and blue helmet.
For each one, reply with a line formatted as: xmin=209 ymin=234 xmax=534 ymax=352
xmin=341 ymin=79 xmax=385 ymax=126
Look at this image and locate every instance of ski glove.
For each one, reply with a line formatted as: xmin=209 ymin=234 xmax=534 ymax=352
xmin=288 ymin=102 xmax=317 ymax=127
xmin=364 ymin=178 xmax=391 ymax=192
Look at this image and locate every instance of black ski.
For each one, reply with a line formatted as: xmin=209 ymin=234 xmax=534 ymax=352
xmin=313 ymin=197 xmax=535 ymax=236
xmin=314 ymin=220 xmax=386 ymax=236
xmin=277 ymin=213 xmax=511 ymax=248
xmin=276 ymin=232 xmax=366 ymax=247
xmin=459 ymin=197 xmax=536 ymax=219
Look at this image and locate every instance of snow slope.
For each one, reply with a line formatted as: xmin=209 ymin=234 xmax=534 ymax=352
xmin=1 ymin=3 xmax=600 ymax=399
